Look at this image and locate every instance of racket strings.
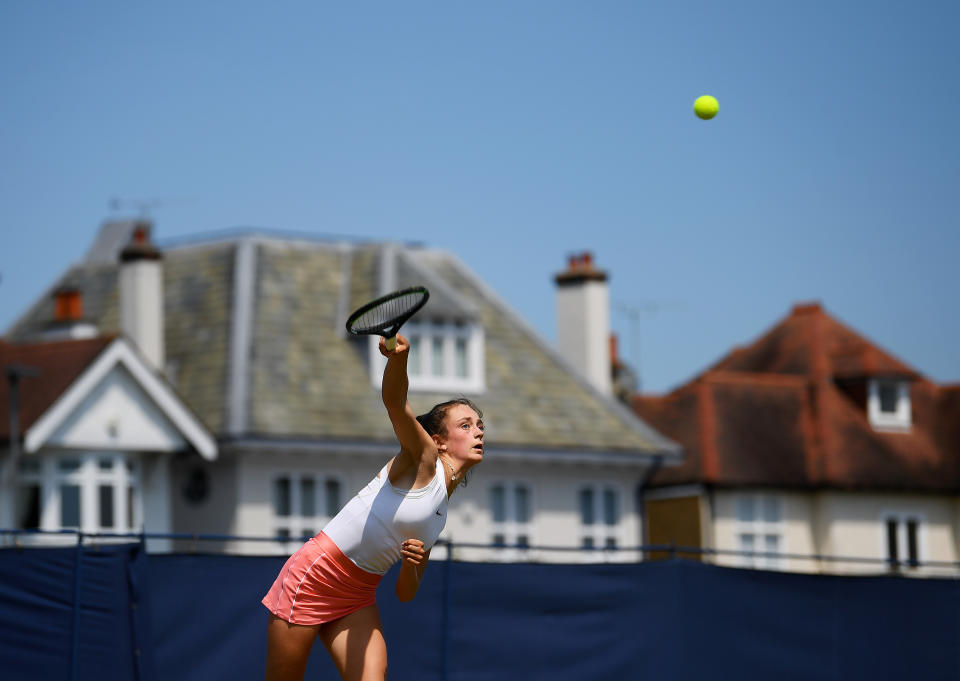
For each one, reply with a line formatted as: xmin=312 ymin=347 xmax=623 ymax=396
xmin=351 ymin=292 xmax=423 ymax=333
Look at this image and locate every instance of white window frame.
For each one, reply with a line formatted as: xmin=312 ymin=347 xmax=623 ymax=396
xmin=369 ymin=319 xmax=485 ymax=394
xmin=734 ymin=493 xmax=783 ymax=569
xmin=16 ymin=452 xmax=141 ymax=537
xmin=578 ymin=483 xmax=624 ymax=555
xmin=488 ymin=480 xmax=534 ymax=560
xmin=272 ymin=472 xmax=344 ymax=543
xmin=867 ymin=379 xmax=911 ymax=432
xmin=881 ymin=512 xmax=924 ymax=570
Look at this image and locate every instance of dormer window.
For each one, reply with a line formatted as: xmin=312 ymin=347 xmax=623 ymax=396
xmin=868 ymin=379 xmax=911 ymax=431
xmin=371 ymin=318 xmax=485 ymax=394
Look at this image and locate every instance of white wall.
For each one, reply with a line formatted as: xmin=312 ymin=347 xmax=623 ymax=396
xmin=231 ymin=448 xmax=647 ymax=561
xmin=709 ymin=489 xmax=959 ymax=576
xmin=141 ymin=452 xmax=172 ymax=552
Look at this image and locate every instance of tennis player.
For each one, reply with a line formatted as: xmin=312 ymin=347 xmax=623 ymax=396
xmin=262 ymin=334 xmax=484 ymax=681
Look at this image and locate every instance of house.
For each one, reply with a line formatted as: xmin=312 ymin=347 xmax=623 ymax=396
xmin=633 ymin=302 xmax=960 ymax=575
xmin=4 ymin=219 xmax=680 ymax=559
xmin=0 ymin=228 xmax=217 ymax=551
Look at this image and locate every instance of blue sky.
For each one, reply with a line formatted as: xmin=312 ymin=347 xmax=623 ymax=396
xmin=2 ymin=1 xmax=957 ymax=393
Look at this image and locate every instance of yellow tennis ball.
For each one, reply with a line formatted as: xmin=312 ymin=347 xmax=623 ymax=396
xmin=694 ymin=95 xmax=719 ymax=120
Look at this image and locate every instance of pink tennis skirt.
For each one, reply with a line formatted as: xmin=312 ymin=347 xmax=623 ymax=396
xmin=262 ymin=532 xmax=383 ymax=626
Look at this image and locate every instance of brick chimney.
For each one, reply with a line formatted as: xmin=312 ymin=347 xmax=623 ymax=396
xmin=119 ymin=220 xmax=164 ymax=370
xmin=554 ymin=252 xmax=612 ymax=395
xmin=40 ymin=286 xmax=98 ymax=340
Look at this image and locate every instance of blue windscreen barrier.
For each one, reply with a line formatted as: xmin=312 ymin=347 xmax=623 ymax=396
xmin=1 ymin=545 xmax=958 ymax=681
xmin=0 ymin=547 xmax=76 ymax=680
xmin=0 ymin=543 xmax=154 ymax=681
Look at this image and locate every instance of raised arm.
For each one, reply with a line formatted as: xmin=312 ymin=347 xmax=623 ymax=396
xmin=379 ymin=335 xmax=435 ymax=463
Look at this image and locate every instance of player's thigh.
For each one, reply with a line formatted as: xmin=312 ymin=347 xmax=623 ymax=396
xmin=265 ymin=613 xmax=321 ymax=681
xmin=318 ymin=605 xmax=387 ymax=681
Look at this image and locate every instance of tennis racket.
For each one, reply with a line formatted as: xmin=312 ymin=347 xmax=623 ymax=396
xmin=345 ymin=286 xmax=430 ymax=350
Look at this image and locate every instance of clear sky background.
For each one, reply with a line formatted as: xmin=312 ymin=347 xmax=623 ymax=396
xmin=2 ymin=1 xmax=957 ymax=394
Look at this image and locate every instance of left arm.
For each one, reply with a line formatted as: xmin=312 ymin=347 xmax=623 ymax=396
xmin=396 ymin=539 xmax=430 ymax=602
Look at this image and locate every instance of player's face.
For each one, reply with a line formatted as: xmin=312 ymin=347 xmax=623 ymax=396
xmin=441 ymin=404 xmax=484 ymax=463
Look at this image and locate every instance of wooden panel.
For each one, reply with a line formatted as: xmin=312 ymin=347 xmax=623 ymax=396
xmin=646 ymin=496 xmax=703 ymax=561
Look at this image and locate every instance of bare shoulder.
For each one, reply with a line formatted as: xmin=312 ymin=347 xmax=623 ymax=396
xmin=387 ymin=450 xmax=439 ymax=489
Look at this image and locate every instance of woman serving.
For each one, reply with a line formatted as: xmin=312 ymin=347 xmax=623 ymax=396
xmin=263 ymin=334 xmax=484 ymax=681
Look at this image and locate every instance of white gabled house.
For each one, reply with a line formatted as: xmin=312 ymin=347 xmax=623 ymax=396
xmin=4 ymin=219 xmax=680 ymax=559
xmin=0 ymin=334 xmax=216 ymax=551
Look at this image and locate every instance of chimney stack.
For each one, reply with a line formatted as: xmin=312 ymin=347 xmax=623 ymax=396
xmin=554 ymin=252 xmax=612 ymax=395
xmin=119 ymin=220 xmax=164 ymax=370
xmin=39 ymin=287 xmax=97 ymax=340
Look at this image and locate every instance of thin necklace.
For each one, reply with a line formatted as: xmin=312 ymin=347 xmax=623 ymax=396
xmin=440 ymin=455 xmax=458 ymax=482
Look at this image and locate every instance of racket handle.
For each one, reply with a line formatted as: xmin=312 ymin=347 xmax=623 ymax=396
xmin=385 ymin=336 xmax=398 ymax=351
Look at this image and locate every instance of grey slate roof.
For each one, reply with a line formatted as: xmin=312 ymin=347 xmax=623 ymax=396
xmin=7 ymin=230 xmax=679 ymax=458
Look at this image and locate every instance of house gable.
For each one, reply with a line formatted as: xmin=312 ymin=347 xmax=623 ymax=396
xmin=23 ymin=338 xmax=216 ymax=459
xmin=40 ymin=362 xmax=186 ymax=452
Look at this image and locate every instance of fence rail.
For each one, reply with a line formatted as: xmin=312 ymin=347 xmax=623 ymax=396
xmin=3 ymin=528 xmax=959 ymax=574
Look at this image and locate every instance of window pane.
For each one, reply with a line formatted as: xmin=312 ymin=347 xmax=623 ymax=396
xmin=277 ymin=528 xmax=290 ymax=540
xmin=17 ymin=485 xmax=41 ymax=529
xmin=492 ymin=533 xmax=506 ymax=548
xmin=99 ymin=485 xmax=115 ymax=529
xmin=906 ymin=519 xmax=919 ymax=567
xmin=736 ymin=496 xmax=755 ymax=522
xmin=325 ymin=479 xmax=341 ymax=517
xmin=490 ymin=485 xmax=506 ymax=523
xmin=61 ymin=485 xmax=81 ymax=527
xmin=19 ymin=459 xmax=41 ymax=475
xmin=300 ymin=478 xmax=315 ymax=517
xmin=454 ymin=338 xmax=468 ymax=378
xmin=764 ymin=534 xmax=779 ymax=554
xmin=886 ymin=519 xmax=899 ymax=565
xmin=739 ymin=533 xmax=755 ymax=553
xmin=59 ymin=459 xmax=81 ymax=473
xmin=603 ymin=488 xmax=618 ymax=526
xmin=516 ymin=535 xmax=529 ymax=548
xmin=579 ymin=488 xmax=595 ymax=525
xmin=878 ymin=381 xmax=899 ymax=413
xmin=761 ymin=496 xmax=780 ymax=523
xmin=408 ymin=336 xmax=422 ymax=375
xmin=98 ymin=458 xmax=113 ymax=471
xmin=605 ymin=537 xmax=617 ymax=550
xmin=431 ymin=337 xmax=445 ymax=376
xmin=582 ymin=536 xmax=595 ymax=550
xmin=274 ymin=478 xmax=291 ymax=517
xmin=514 ymin=485 xmax=530 ymax=523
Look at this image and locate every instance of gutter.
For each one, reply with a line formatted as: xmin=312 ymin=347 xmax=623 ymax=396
xmin=635 ymin=455 xmax=664 ymax=551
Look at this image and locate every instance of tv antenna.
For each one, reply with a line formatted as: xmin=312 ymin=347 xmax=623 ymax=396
xmin=109 ymin=197 xmax=167 ymax=217
xmin=614 ymin=299 xmax=685 ymax=393
xmin=108 ymin=195 xmax=194 ymax=218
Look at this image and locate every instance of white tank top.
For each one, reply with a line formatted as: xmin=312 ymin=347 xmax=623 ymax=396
xmin=322 ymin=461 xmax=448 ymax=575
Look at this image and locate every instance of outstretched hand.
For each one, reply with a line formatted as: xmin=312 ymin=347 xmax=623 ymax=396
xmin=379 ymin=334 xmax=410 ymax=358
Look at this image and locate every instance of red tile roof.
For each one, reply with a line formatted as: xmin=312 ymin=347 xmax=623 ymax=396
xmin=0 ymin=336 xmax=113 ymax=441
xmin=633 ymin=303 xmax=960 ymax=492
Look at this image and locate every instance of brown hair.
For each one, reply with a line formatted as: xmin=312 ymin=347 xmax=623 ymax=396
xmin=416 ymin=398 xmax=483 ymax=438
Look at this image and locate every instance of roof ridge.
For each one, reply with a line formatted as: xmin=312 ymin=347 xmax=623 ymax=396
xmin=701 ymin=369 xmax=808 ymax=387
xmin=158 ymin=227 xmax=421 ymax=251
